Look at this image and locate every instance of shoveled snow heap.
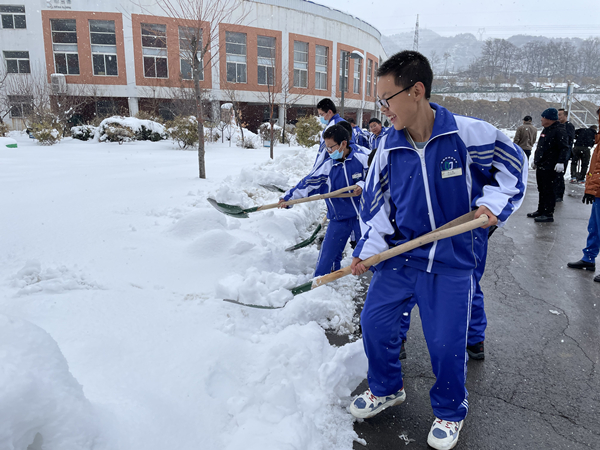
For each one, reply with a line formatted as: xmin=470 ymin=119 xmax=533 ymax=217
xmin=0 ymin=133 xmax=368 ymax=450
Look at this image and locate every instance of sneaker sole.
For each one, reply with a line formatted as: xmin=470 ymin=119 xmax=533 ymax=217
xmin=427 ymin=420 xmax=464 ymax=450
xmin=567 ymin=264 xmax=595 ymax=271
xmin=349 ymin=390 xmax=406 ymax=419
xmin=467 ymin=349 xmax=485 ymax=360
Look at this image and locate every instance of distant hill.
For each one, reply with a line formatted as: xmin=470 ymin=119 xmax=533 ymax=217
xmin=382 ymin=30 xmax=589 ymax=72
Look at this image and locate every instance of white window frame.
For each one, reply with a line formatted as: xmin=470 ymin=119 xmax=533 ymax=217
xmin=293 ymin=41 xmax=308 ymax=89
xmin=315 ymin=45 xmax=328 ymax=91
xmin=353 ymin=57 xmax=362 ymax=94
xmin=257 ymin=35 xmax=275 ymax=86
xmin=141 ymin=23 xmax=168 ymax=79
xmin=0 ymin=5 xmax=26 ymax=29
xmin=51 ymin=18 xmax=80 ymax=75
xmin=8 ymin=95 xmax=32 ymax=118
xmin=3 ymin=50 xmax=30 ymax=74
xmin=367 ymin=59 xmax=373 ymax=96
xmin=225 ymin=31 xmax=247 ymax=84
xmin=89 ymin=19 xmax=118 ymax=76
xmin=179 ymin=26 xmax=204 ymax=81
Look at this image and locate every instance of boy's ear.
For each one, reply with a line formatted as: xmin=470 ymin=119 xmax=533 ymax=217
xmin=413 ymin=82 xmax=426 ymax=101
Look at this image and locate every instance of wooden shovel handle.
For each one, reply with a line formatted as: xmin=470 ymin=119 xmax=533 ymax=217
xmin=256 ymin=185 xmax=358 ymax=211
xmin=311 ymin=214 xmax=489 ymax=289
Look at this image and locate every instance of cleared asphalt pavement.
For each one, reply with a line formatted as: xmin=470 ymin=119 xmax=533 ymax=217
xmin=342 ymin=169 xmax=600 ymax=449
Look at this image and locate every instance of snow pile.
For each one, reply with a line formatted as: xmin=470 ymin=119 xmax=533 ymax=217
xmin=10 ymin=259 xmax=101 ymax=296
xmin=97 ymin=116 xmax=166 ymax=142
xmin=0 ymin=136 xmax=18 ymax=148
xmin=0 ymin=314 xmax=99 ymax=450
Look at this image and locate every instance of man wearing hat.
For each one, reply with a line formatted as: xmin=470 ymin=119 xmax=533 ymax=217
xmin=528 ymin=108 xmax=570 ymax=222
xmin=513 ymin=115 xmax=538 ymax=159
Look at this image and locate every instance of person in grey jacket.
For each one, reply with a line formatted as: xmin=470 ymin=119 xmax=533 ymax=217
xmin=513 ymin=115 xmax=537 ymax=159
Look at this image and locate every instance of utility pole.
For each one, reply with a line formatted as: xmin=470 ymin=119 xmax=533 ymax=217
xmin=413 ymin=15 xmax=419 ymax=52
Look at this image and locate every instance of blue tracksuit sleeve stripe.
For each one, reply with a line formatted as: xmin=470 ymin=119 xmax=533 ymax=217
xmin=353 ymin=139 xmax=395 ymax=260
xmin=456 ymin=117 xmax=526 ymax=223
xmin=284 ymin=160 xmax=332 ymax=201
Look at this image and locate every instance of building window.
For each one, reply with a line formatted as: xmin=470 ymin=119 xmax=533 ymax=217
xmin=226 ymin=31 xmax=246 ymax=83
xmin=1 ymin=5 xmax=26 ymax=29
xmin=367 ymin=59 xmax=372 ymax=96
xmin=339 ymin=50 xmax=349 ymax=93
xmin=51 ymin=19 xmax=80 ymax=75
xmin=257 ymin=35 xmax=275 ymax=86
xmin=8 ymin=95 xmax=32 ymax=118
xmin=353 ymin=57 xmax=362 ymax=94
xmin=293 ymin=41 xmax=308 ymax=88
xmin=315 ymin=45 xmax=328 ymax=90
xmin=141 ymin=23 xmax=168 ymax=78
xmin=179 ymin=26 xmax=203 ymax=81
xmin=3 ymin=51 xmax=30 ymax=73
xmin=89 ymin=20 xmax=118 ymax=76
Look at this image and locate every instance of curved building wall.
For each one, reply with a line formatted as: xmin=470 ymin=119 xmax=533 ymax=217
xmin=0 ymin=0 xmax=387 ymax=129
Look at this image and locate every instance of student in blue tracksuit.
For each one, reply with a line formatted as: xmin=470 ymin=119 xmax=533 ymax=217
xmin=280 ymin=125 xmax=369 ymax=276
xmin=398 ymin=142 xmax=528 ymax=361
xmin=313 ymin=98 xmax=345 ymax=169
xmin=368 ymin=117 xmax=389 ymax=152
xmin=338 ymin=120 xmax=370 ymax=157
xmin=348 ymin=51 xmax=526 ymax=450
xmin=347 ymin=117 xmax=371 ymax=150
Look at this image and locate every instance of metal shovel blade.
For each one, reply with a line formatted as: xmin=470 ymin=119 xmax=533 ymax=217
xmin=260 ymin=184 xmax=287 ymax=193
xmin=285 ymin=223 xmax=323 ymax=252
xmin=207 ymin=198 xmax=251 ymax=218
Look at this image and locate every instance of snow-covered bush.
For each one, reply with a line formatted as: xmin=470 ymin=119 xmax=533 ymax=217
xmin=295 ymin=116 xmax=322 ymax=148
xmin=167 ymin=116 xmax=198 ymax=149
xmin=71 ymin=125 xmax=97 ymax=141
xmin=236 ymin=128 xmax=260 ymax=149
xmin=282 ymin=123 xmax=296 ymax=144
xmin=30 ymin=120 xmax=62 ymax=145
xmin=259 ymin=122 xmax=282 ymax=144
xmin=98 ymin=116 xmax=167 ymax=143
xmin=0 ymin=122 xmax=9 ymax=137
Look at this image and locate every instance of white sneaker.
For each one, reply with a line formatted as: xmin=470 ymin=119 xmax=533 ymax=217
xmin=427 ymin=418 xmax=464 ymax=449
xmin=349 ymin=387 xmax=405 ymax=419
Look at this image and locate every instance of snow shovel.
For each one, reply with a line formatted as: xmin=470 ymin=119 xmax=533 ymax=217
xmin=207 ymin=185 xmax=359 ymax=218
xmin=260 ymin=184 xmax=287 ymax=193
xmin=223 ymin=211 xmax=486 ymax=309
xmin=285 ymin=216 xmax=328 ymax=252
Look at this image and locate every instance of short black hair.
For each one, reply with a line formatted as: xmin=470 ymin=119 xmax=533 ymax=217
xmin=322 ymin=124 xmax=349 ymax=146
xmin=558 ymin=108 xmax=568 ymax=114
xmin=369 ymin=118 xmax=381 ymax=125
xmin=377 ymin=50 xmax=433 ymax=99
xmin=317 ymin=98 xmax=336 ymax=114
xmin=346 ymin=117 xmax=356 ymax=125
xmin=338 ymin=120 xmax=353 ymax=138
xmin=523 ymin=115 xmax=532 ymax=122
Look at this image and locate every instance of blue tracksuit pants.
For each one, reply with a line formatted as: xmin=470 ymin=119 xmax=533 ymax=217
xmin=582 ymin=199 xmax=600 ymax=263
xmin=399 ymin=229 xmax=488 ymax=346
xmin=314 ymin=217 xmax=361 ymax=277
xmin=361 ymin=265 xmax=473 ymax=422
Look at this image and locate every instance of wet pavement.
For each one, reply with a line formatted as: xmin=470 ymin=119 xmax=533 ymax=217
xmin=334 ymin=170 xmax=600 ymax=449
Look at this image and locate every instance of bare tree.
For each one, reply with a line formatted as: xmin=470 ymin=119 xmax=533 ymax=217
xmin=135 ymin=0 xmax=249 ymax=179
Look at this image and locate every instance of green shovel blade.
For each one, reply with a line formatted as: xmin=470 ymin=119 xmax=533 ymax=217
xmin=285 ymin=223 xmax=323 ymax=252
xmin=207 ymin=198 xmax=259 ymax=218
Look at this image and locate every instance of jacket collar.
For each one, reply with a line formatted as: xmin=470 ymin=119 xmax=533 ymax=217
xmin=384 ymin=102 xmax=459 ymax=150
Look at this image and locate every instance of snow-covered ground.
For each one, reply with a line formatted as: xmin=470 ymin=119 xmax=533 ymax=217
xmin=0 ymin=133 xmax=367 ymax=450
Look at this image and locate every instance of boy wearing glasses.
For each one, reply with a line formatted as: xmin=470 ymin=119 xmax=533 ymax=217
xmin=279 ymin=125 xmax=369 ymax=277
xmin=349 ymin=51 xmax=526 ymax=450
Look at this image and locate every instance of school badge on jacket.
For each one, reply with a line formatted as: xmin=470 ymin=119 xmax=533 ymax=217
xmin=440 ymin=156 xmax=463 ymax=179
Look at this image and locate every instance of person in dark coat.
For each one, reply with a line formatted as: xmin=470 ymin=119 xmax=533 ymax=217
xmin=555 ymin=108 xmax=575 ymax=201
xmin=571 ymin=125 xmax=597 ymax=183
xmin=513 ymin=115 xmax=537 ymax=159
xmin=528 ymin=108 xmax=570 ymax=222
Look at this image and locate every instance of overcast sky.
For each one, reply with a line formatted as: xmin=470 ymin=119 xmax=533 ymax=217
xmin=313 ymin=0 xmax=600 ymax=39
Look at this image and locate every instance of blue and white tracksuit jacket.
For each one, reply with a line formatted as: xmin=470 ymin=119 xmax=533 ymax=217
xmin=284 ymin=145 xmax=369 ymax=276
xmin=354 ymin=103 xmax=526 ymax=422
xmin=368 ymin=127 xmax=389 ymax=152
xmin=353 ymin=126 xmax=371 ymax=149
xmin=313 ymin=114 xmax=345 ymax=168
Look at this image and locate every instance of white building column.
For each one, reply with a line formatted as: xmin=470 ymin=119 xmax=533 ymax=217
xmin=278 ymin=104 xmax=285 ymax=127
xmin=128 ymin=97 xmax=139 ymax=116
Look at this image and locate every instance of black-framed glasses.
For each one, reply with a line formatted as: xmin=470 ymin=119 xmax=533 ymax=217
xmin=376 ymin=83 xmax=415 ymax=108
xmin=326 ymin=143 xmax=340 ymax=153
